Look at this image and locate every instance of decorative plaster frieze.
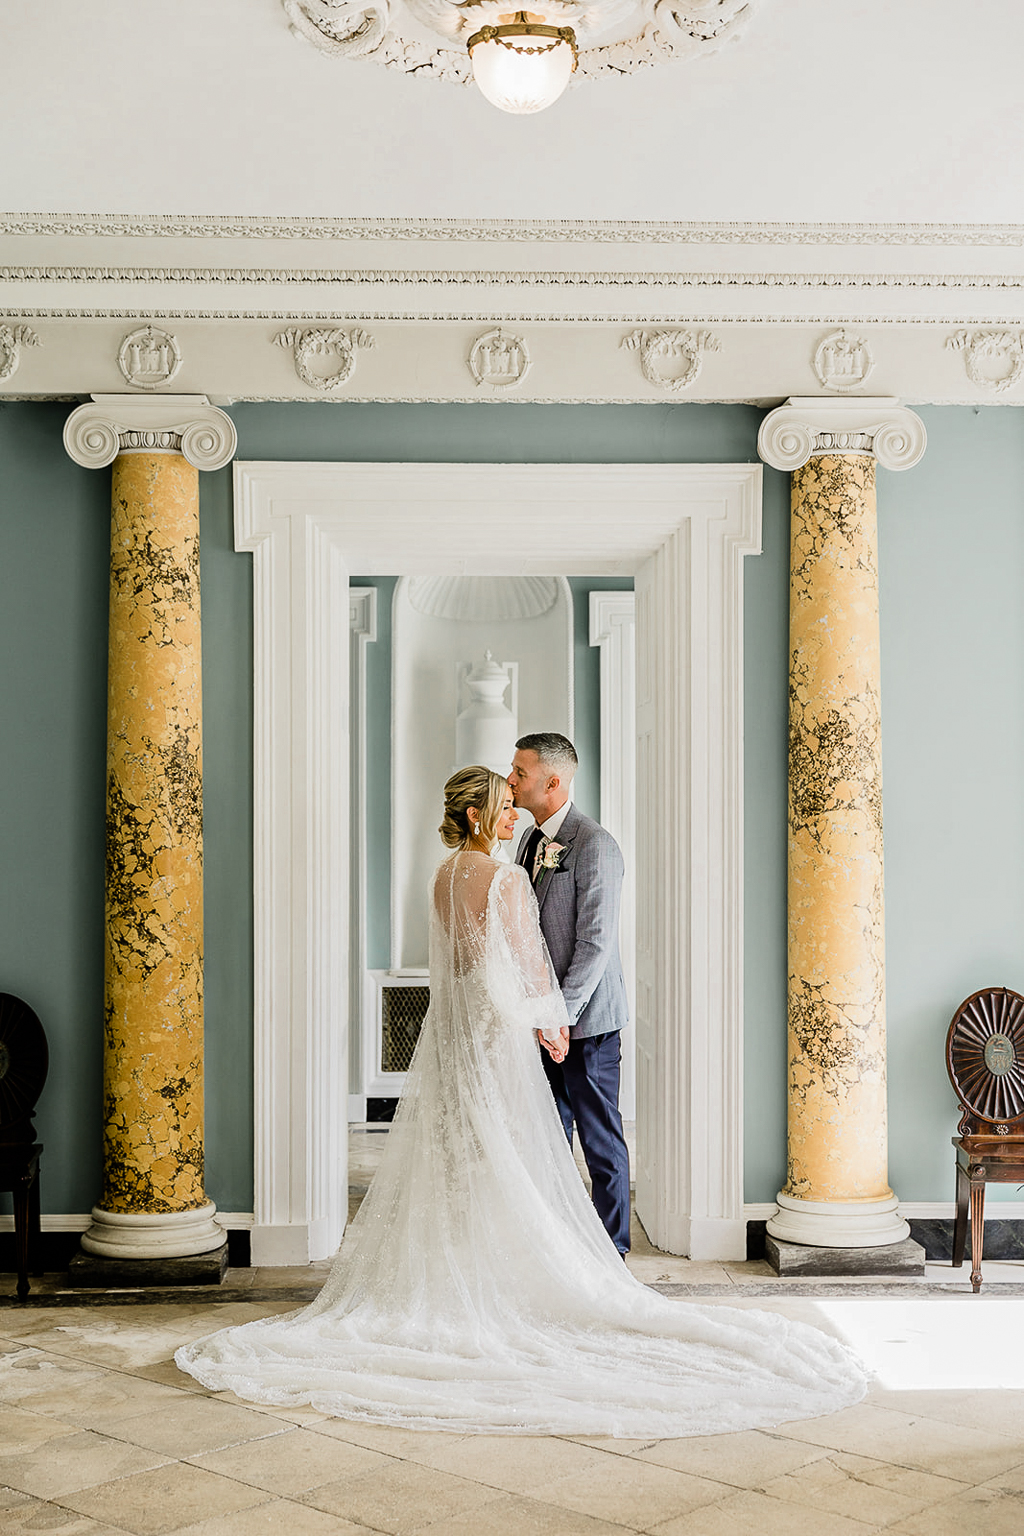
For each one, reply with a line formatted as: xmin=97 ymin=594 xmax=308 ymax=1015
xmin=274 ymin=326 xmax=376 ymax=390
xmin=946 ymin=328 xmax=1024 ymax=392
xmin=467 ymin=328 xmax=530 ymax=388
xmin=117 ymin=325 xmax=182 ymax=389
xmin=758 ymin=397 xmax=927 ymax=473
xmin=622 ymin=327 xmax=719 ymax=391
xmin=812 ymin=329 xmax=874 ymax=392
xmin=63 ymin=394 xmax=237 ymax=470
xmin=4 ymin=214 xmax=1024 ymax=246
xmin=0 ymin=322 xmax=39 ymax=381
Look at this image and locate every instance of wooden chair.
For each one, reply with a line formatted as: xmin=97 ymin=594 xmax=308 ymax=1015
xmin=0 ymin=994 xmax=48 ymax=1301
xmin=946 ymin=986 xmax=1024 ymax=1293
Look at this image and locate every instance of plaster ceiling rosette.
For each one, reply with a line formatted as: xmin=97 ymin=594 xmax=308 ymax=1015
xmin=283 ymin=0 xmax=764 ymax=86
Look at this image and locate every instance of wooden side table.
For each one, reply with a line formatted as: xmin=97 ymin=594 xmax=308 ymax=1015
xmin=946 ymin=987 xmax=1024 ymax=1294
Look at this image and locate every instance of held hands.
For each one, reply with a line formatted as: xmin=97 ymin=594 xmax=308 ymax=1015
xmin=538 ymin=1026 xmax=570 ymax=1064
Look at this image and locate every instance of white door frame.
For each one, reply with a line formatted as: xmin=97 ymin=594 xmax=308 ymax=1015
xmin=234 ymin=461 xmax=762 ymax=1264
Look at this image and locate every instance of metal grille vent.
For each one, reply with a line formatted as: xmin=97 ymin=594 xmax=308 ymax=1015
xmin=381 ymin=986 xmax=430 ymax=1073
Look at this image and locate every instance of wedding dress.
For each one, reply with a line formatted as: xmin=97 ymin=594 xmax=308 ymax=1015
xmin=176 ymin=850 xmax=865 ymax=1435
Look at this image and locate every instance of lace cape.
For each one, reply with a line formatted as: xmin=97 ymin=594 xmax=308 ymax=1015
xmin=177 ymin=852 xmax=865 ymax=1435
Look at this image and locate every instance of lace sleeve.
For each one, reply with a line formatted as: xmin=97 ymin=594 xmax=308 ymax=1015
xmin=491 ymin=865 xmax=570 ymax=1043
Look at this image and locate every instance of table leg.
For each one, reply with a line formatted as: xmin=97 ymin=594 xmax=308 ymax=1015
xmin=13 ymin=1175 xmax=30 ymax=1303
xmin=969 ymin=1170 xmax=986 ymax=1294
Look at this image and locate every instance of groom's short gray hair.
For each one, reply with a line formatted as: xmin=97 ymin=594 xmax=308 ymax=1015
xmin=516 ymin=732 xmax=578 ymax=782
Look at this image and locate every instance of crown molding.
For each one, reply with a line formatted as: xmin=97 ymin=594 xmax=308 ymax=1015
xmin=4 ymin=214 xmax=1024 ymax=246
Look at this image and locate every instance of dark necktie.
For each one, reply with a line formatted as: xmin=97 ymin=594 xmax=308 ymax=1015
xmin=522 ymin=826 xmax=544 ymax=884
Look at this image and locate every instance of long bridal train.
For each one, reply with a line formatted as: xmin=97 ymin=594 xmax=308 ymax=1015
xmin=177 ymin=853 xmax=865 ymax=1436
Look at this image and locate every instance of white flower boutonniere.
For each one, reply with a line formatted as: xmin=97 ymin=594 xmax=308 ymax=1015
xmin=537 ymin=841 xmax=566 ymax=884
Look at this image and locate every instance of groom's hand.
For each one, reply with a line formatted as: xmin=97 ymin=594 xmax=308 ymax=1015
xmin=538 ymin=1027 xmax=570 ymax=1063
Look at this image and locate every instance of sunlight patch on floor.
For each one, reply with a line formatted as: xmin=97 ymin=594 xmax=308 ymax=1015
xmin=812 ymin=1297 xmax=1024 ymax=1390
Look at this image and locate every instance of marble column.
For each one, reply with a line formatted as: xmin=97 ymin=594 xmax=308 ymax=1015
xmin=64 ymin=396 xmax=237 ymax=1260
xmin=758 ymin=399 xmax=926 ymax=1249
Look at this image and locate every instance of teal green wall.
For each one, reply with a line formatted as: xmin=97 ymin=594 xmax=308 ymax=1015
xmin=2 ymin=399 xmax=1021 ymax=1218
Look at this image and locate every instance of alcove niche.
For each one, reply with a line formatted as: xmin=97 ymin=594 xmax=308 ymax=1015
xmin=234 ymin=462 xmax=762 ymax=1266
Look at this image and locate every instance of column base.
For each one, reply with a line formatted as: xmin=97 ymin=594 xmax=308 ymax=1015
xmin=766 ymin=1233 xmax=925 ymax=1278
xmin=68 ymin=1242 xmax=228 ymax=1288
xmin=766 ymin=1191 xmax=910 ymax=1249
xmin=79 ymin=1201 xmax=225 ymax=1260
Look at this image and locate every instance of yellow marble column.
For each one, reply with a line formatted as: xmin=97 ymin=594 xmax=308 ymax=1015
xmin=759 ymin=400 xmax=925 ymax=1250
xmin=64 ymin=396 xmax=236 ymax=1260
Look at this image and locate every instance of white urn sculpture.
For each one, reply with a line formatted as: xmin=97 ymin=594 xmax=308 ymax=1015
xmin=456 ymin=651 xmax=517 ymax=774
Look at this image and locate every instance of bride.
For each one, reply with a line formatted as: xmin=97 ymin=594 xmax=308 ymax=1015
xmin=176 ymin=767 xmax=865 ymax=1436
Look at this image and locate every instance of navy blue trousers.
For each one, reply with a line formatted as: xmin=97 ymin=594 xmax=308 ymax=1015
xmin=541 ymin=1030 xmax=631 ymax=1255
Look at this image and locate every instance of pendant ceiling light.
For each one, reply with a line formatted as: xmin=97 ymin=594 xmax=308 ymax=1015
xmin=284 ymin=0 xmax=765 ymax=114
xmin=467 ymin=12 xmax=577 ymax=115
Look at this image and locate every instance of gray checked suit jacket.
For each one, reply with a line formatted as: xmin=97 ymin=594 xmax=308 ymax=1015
xmin=517 ymin=803 xmax=628 ymax=1040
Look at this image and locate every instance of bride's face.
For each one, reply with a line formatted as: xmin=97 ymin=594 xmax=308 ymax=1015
xmin=495 ymin=791 xmax=518 ymax=842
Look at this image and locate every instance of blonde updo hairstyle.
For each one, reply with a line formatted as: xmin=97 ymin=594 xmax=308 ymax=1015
xmin=440 ymin=766 xmax=508 ymax=852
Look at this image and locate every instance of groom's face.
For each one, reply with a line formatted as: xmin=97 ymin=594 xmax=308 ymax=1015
xmin=509 ymin=749 xmax=550 ymax=818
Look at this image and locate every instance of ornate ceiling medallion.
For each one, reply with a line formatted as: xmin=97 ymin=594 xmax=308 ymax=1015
xmin=283 ymin=0 xmax=765 ymax=98
xmin=118 ymin=326 xmax=181 ymax=390
xmin=274 ymin=326 xmax=376 ymax=391
xmin=946 ymin=329 xmax=1024 ymax=394
xmin=622 ymin=328 xmax=719 ymax=392
xmin=0 ymin=322 xmax=40 ymax=382
xmin=468 ymin=328 xmax=531 ymax=388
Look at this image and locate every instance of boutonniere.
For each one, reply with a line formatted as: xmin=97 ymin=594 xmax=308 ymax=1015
xmin=537 ymin=841 xmax=566 ymax=883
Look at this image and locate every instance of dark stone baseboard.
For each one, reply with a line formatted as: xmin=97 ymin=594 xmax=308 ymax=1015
xmin=749 ymin=1217 xmax=1024 ymax=1264
xmin=67 ymin=1241 xmax=229 ymax=1288
xmin=0 ymin=1227 xmax=249 ymax=1275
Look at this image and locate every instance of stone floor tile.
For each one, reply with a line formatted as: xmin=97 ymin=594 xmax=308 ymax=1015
xmin=251 ymin=1266 xmax=332 ymax=1288
xmin=168 ymin=1497 xmax=379 ymax=1535
xmin=649 ymin=1486 xmax=877 ymax=1536
xmin=188 ymin=1424 xmax=395 ymax=1495
xmin=773 ymin=1401 xmax=1024 ymax=1481
xmin=886 ymin=1479 xmax=1024 ymax=1536
xmin=402 ymin=1428 xmax=618 ymax=1489
xmin=760 ymin=1450 xmax=970 ymax=1526
xmin=308 ymin=1414 xmax=469 ymax=1461
xmin=561 ymin=1434 xmax=664 ymax=1456
xmin=208 ymin=1392 xmax=329 ymax=1426
xmin=0 ymin=1488 xmax=128 ymax=1535
xmin=0 ymin=1402 xmax=81 ymax=1454
xmin=58 ymin=1463 xmax=272 ymax=1535
xmin=125 ymin=1358 xmax=219 ymax=1393
xmin=221 ymin=1268 xmax=257 ymax=1290
xmin=405 ymin=1491 xmax=634 ymax=1536
xmin=31 ymin=1368 xmax=190 ymax=1428
xmin=530 ymin=1454 xmax=734 ymax=1527
xmin=100 ymin=1395 xmax=289 ymax=1456
xmin=634 ymin=1427 xmax=831 ymax=1488
xmin=868 ymin=1387 xmax=1024 ymax=1438
xmin=0 ymin=1427 xmax=169 ymax=1500
xmin=0 ymin=1347 xmax=109 ymax=1409
xmin=299 ymin=1457 xmax=508 ymax=1533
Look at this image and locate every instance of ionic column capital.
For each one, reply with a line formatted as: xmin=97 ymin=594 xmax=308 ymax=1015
xmin=758 ymin=396 xmax=927 ymax=473
xmin=63 ymin=393 xmax=236 ymax=471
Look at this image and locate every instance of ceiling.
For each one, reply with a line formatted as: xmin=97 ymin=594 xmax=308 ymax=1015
xmin=4 ymin=0 xmax=1024 ymax=226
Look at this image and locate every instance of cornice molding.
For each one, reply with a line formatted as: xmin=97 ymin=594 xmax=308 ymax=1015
xmin=757 ymin=397 xmax=927 ymax=472
xmin=3 ymin=214 xmax=1024 ymax=246
xmin=5 ymin=265 xmax=1024 ymax=291
xmin=63 ymin=393 xmax=237 ymax=470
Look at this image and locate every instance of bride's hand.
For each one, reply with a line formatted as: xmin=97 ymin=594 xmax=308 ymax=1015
xmin=538 ymin=1027 xmax=570 ymax=1063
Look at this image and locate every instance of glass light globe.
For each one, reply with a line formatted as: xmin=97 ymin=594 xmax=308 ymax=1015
xmin=470 ymin=33 xmax=575 ymax=115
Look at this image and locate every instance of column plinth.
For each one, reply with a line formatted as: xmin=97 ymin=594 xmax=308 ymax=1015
xmin=65 ymin=396 xmax=236 ymax=1262
xmin=758 ymin=399 xmax=925 ymax=1254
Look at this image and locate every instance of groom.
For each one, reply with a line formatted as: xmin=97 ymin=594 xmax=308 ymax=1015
xmin=509 ymin=732 xmax=631 ymax=1257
